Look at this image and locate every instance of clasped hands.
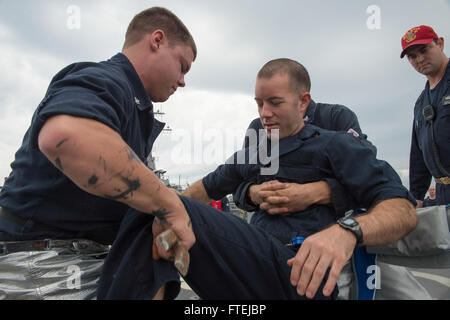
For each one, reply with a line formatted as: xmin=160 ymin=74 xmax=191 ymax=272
xmin=248 ymin=180 xmax=320 ymax=214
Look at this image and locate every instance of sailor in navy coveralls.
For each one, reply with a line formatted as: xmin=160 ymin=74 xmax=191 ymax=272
xmin=0 ymin=8 xmax=197 ymax=300
xmin=401 ymin=25 xmax=450 ymax=206
xmin=99 ymin=59 xmax=417 ymax=300
xmin=232 ymin=100 xmax=430 ymax=301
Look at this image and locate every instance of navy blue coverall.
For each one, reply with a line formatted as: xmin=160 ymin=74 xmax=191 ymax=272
xmin=233 ymin=100 xmax=371 ymax=215
xmin=409 ymin=59 xmax=450 ymax=205
xmin=98 ymin=125 xmax=415 ymax=300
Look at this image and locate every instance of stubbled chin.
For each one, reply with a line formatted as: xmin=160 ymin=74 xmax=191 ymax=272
xmin=156 ymin=95 xmax=170 ymax=103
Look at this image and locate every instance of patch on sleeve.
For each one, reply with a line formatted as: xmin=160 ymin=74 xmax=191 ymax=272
xmin=442 ymin=95 xmax=450 ymax=106
xmin=347 ymin=128 xmax=360 ymax=138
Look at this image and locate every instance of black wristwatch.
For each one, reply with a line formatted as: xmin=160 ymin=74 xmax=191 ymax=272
xmin=337 ymin=216 xmax=363 ymax=246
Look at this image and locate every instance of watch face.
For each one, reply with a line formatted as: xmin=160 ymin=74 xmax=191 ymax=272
xmin=342 ymin=218 xmax=357 ymax=227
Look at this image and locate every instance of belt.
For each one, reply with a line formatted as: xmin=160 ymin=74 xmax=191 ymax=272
xmin=0 ymin=238 xmax=110 ymax=255
xmin=435 ymin=177 xmax=450 ymax=185
xmin=0 ymin=207 xmax=63 ymax=233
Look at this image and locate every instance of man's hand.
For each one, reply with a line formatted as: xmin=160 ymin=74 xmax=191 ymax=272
xmin=287 ymin=197 xmax=417 ymax=299
xmin=249 ymin=180 xmax=332 ymax=215
xmin=152 ymin=205 xmax=195 ymax=275
xmin=248 ymin=180 xmax=289 ymax=208
xmin=153 ymin=217 xmax=170 ymax=259
xmin=152 ymin=197 xmax=195 ymax=254
xmin=287 ymin=224 xmax=356 ymax=299
xmin=416 ymin=199 xmax=423 ymax=208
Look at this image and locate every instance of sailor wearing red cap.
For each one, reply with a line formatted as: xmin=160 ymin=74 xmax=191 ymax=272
xmin=401 ymin=25 xmax=450 ymax=207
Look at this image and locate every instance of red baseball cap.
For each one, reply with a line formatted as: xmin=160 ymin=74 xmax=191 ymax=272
xmin=400 ymin=25 xmax=438 ymax=58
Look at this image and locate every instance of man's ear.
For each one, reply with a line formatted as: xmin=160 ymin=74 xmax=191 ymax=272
xmin=298 ymin=92 xmax=311 ymax=116
xmin=437 ymin=37 xmax=444 ymax=51
xmin=149 ymin=30 xmax=166 ymax=51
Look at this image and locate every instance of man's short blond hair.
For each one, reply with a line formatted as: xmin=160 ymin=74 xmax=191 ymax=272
xmin=123 ymin=7 xmax=197 ymax=59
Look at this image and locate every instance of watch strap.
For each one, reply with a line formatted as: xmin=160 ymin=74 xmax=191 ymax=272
xmin=337 ymin=217 xmax=364 ymax=246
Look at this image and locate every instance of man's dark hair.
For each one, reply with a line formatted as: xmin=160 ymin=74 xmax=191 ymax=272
xmin=257 ymin=58 xmax=311 ymax=93
xmin=123 ymin=7 xmax=197 ymax=59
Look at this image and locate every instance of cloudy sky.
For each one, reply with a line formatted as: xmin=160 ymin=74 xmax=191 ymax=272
xmin=0 ymin=0 xmax=449 ymax=188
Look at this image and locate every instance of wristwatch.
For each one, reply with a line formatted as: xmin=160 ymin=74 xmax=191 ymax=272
xmin=337 ymin=216 xmax=363 ymax=246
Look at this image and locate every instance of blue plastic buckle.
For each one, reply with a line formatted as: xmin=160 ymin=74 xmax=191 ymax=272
xmin=289 ymin=236 xmax=305 ymax=248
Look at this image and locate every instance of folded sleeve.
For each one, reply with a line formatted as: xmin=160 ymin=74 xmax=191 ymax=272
xmin=29 ymin=66 xmax=129 ymax=149
xmin=232 ymin=181 xmax=259 ymax=212
xmin=202 ymin=153 xmax=249 ymax=201
xmin=324 ymin=133 xmax=416 ymax=209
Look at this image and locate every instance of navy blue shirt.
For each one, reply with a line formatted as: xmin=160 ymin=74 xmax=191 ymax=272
xmin=0 ymin=53 xmax=164 ymax=244
xmin=409 ymin=59 xmax=450 ymax=204
xmin=234 ymin=100 xmax=373 ymax=215
xmin=203 ymin=124 xmax=415 ymax=243
xmin=422 ymin=197 xmax=437 ymax=207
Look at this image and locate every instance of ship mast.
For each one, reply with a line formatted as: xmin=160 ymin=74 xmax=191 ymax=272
xmin=147 ymin=104 xmax=187 ymax=192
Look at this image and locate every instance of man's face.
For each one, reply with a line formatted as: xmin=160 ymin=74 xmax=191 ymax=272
xmin=254 ymin=73 xmax=307 ymax=140
xmin=148 ymin=43 xmax=194 ymax=102
xmin=429 ymin=186 xmax=436 ymax=199
xmin=405 ymin=39 xmax=444 ymax=77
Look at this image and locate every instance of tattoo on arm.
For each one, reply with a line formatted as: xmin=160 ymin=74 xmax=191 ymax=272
xmin=101 ymin=146 xmax=143 ymax=197
xmin=152 ymin=208 xmax=172 ymax=227
xmin=88 ymin=175 xmax=98 ymax=186
xmin=98 ymin=156 xmax=107 ymax=174
xmin=56 ymin=138 xmax=69 ymax=148
xmin=123 ymin=146 xmax=143 ymax=164
xmin=84 ymin=145 xmax=143 ymax=199
xmin=55 ymin=157 xmax=64 ymax=171
xmin=52 ymin=137 xmax=69 ymax=172
xmin=83 ymin=157 xmax=107 ymax=189
xmin=104 ymin=177 xmax=141 ymax=200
